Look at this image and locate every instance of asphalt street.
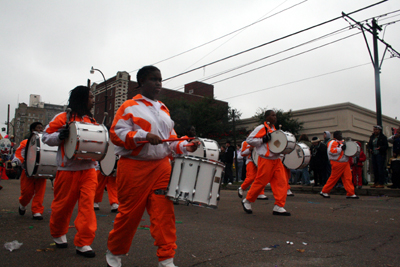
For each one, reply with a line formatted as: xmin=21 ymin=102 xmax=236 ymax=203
xmin=1 ymin=179 xmax=399 ymax=267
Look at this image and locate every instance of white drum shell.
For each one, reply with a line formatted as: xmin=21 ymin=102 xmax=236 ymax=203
xmin=344 ymin=141 xmax=360 ymax=157
xmin=187 ymin=138 xmax=220 ymax=161
xmin=283 ymin=143 xmax=311 ymax=170
xmin=269 ymin=131 xmax=296 ymax=154
xmin=251 ymin=149 xmax=259 ymax=167
xmin=26 ymin=133 xmax=58 ymax=178
xmin=100 ymin=138 xmax=118 ymax=176
xmin=64 ymin=122 xmax=108 ymax=161
xmin=166 ymin=155 xmax=224 ymax=208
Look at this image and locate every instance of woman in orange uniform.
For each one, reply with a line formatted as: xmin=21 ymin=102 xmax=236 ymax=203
xmin=12 ymin=122 xmax=46 ymax=220
xmin=241 ymin=110 xmax=291 ymax=216
xmin=42 ymin=86 xmax=98 ymax=258
xmin=106 ymin=66 xmax=197 ymax=267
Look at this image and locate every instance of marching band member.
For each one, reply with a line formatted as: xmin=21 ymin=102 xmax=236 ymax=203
xmin=319 ymin=131 xmax=359 ymax=199
xmin=241 ymin=110 xmax=291 ymax=216
xmin=106 ymin=66 xmax=197 ymax=267
xmin=42 ymin=86 xmax=98 ymax=258
xmin=94 ymin=163 xmax=119 ymax=213
xmin=12 ymin=122 xmax=46 ymax=220
xmin=237 ymin=131 xmax=267 ymax=200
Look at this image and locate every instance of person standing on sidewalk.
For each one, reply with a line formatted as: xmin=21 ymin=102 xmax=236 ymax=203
xmin=367 ymin=125 xmax=388 ymax=188
xmin=12 ymin=122 xmax=46 ymax=220
xmin=319 ymin=131 xmax=359 ymax=199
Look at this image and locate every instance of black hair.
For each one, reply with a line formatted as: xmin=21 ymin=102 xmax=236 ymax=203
xmin=333 ymin=131 xmax=342 ymax=139
xmin=264 ymin=110 xmax=274 ymax=118
xmin=29 ymin=122 xmax=43 ymax=133
xmin=67 ymin=86 xmax=93 ymax=119
xmin=136 ymin=65 xmax=160 ymax=87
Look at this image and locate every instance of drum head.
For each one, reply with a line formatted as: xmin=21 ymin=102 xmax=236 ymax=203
xmin=188 ymin=138 xmax=205 ymax=158
xmin=269 ymin=131 xmax=288 ymax=153
xmin=283 ymin=143 xmax=305 ymax=170
xmin=64 ymin=122 xmax=78 ymax=159
xmin=26 ymin=133 xmax=39 ymax=177
xmin=100 ymin=138 xmax=117 ymax=176
xmin=344 ymin=141 xmax=359 ymax=157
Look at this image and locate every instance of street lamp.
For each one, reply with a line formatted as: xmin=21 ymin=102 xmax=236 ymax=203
xmin=90 ymin=66 xmax=108 ymax=124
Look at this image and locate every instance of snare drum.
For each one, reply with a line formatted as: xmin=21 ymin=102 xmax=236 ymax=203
xmin=283 ymin=143 xmax=311 ymax=170
xmin=26 ymin=132 xmax=58 ymax=178
xmin=100 ymin=138 xmax=118 ymax=176
xmin=166 ymin=155 xmax=224 ymax=209
xmin=188 ymin=138 xmax=220 ymax=161
xmin=269 ymin=131 xmax=296 ymax=154
xmin=344 ymin=141 xmax=360 ymax=157
xmin=64 ymin=122 xmax=108 ymax=161
xmin=251 ymin=149 xmax=259 ymax=167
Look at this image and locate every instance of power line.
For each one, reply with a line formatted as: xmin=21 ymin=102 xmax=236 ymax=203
xmin=162 ymin=0 xmax=388 ymax=82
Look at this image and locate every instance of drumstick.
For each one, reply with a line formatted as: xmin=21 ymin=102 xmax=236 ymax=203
xmin=137 ymin=137 xmax=195 ymax=144
xmin=102 ymin=112 xmax=108 ymax=125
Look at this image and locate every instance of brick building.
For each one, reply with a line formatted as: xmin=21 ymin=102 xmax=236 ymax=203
xmin=90 ymin=71 xmax=228 ymax=127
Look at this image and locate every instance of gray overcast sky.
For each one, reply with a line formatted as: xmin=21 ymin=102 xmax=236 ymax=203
xmin=1 ymin=0 xmax=399 ymax=136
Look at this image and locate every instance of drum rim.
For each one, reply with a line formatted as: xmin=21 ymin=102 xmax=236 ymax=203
xmin=174 ymin=154 xmax=225 ymax=167
xmin=25 ymin=132 xmax=41 ymax=177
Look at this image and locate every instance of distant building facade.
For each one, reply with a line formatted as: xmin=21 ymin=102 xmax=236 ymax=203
xmin=11 ymin=95 xmax=66 ymax=144
xmin=90 ymin=71 xmax=228 ymax=127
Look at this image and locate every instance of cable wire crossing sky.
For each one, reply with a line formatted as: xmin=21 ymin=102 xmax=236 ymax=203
xmin=0 ymin=0 xmax=399 ymax=131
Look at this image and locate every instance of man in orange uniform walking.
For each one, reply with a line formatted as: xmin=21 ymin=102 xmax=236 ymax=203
xmin=237 ymin=131 xmax=267 ymax=200
xmin=42 ymin=86 xmax=98 ymax=258
xmin=106 ymin=66 xmax=198 ymax=267
xmin=319 ymin=131 xmax=359 ymax=199
xmin=241 ymin=110 xmax=291 ymax=216
xmin=12 ymin=122 xmax=46 ymax=220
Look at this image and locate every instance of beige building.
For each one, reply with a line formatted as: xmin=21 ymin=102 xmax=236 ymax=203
xmin=237 ymin=102 xmax=400 ymax=182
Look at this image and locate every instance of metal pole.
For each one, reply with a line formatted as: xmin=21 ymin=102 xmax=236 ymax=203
xmin=7 ymin=104 xmax=10 ymax=135
xmin=90 ymin=67 xmax=108 ymax=124
xmin=233 ymin=110 xmax=238 ymax=182
xmin=372 ymin=18 xmax=382 ymax=126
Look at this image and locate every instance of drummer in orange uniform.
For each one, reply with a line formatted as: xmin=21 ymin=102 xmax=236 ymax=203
xmin=319 ymin=131 xmax=359 ymax=199
xmin=237 ymin=130 xmax=267 ymax=200
xmin=106 ymin=66 xmax=198 ymax=267
xmin=241 ymin=110 xmax=291 ymax=216
xmin=12 ymin=122 xmax=46 ymax=220
xmin=42 ymin=86 xmax=98 ymax=258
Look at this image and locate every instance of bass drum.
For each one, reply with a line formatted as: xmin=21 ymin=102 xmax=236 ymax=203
xmin=99 ymin=138 xmax=118 ymax=176
xmin=188 ymin=138 xmax=220 ymax=161
xmin=269 ymin=130 xmax=296 ymax=154
xmin=283 ymin=143 xmax=311 ymax=170
xmin=344 ymin=141 xmax=360 ymax=157
xmin=25 ymin=132 xmax=58 ymax=178
xmin=251 ymin=149 xmax=259 ymax=167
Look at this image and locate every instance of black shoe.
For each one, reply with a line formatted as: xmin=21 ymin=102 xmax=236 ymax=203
xmin=55 ymin=243 xmax=68 ymax=248
xmin=76 ymin=249 xmax=96 ymax=258
xmin=273 ymin=211 xmax=291 ymax=216
xmin=18 ymin=206 xmax=26 ymax=216
xmin=32 ymin=215 xmax=43 ymax=220
xmin=346 ymin=195 xmax=359 ymax=199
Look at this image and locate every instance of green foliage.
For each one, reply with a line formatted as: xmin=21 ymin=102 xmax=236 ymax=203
xmin=253 ymin=107 xmax=303 ymax=135
xmin=159 ymin=96 xmax=242 ymax=140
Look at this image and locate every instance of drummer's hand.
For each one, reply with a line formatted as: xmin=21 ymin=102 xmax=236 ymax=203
xmin=58 ymin=128 xmax=70 ymax=140
xmin=186 ymin=141 xmax=200 ymax=152
xmin=249 ymin=146 xmax=253 ymax=151
xmin=262 ymin=133 xmax=271 ymax=143
xmin=11 ymin=162 xmax=17 ymax=168
xmin=146 ymin=133 xmax=162 ymax=145
xmin=341 ymin=144 xmax=346 ymax=151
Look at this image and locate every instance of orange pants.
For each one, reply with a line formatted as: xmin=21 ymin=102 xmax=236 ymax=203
xmin=107 ymin=157 xmax=177 ymax=262
xmin=322 ymin=161 xmax=355 ymax=196
xmin=246 ymin=157 xmax=287 ymax=207
xmin=241 ymin=162 xmax=265 ymax=195
xmin=50 ymin=169 xmax=98 ymax=247
xmin=95 ymin=170 xmax=118 ymax=205
xmin=19 ymin=170 xmax=47 ymax=214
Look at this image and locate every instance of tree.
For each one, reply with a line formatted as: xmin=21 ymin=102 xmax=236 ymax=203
xmin=159 ymin=96 xmax=242 ymax=140
xmin=253 ymin=107 xmax=303 ymax=136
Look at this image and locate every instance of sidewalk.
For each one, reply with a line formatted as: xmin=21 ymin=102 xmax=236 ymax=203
xmin=223 ymin=182 xmax=400 ymax=197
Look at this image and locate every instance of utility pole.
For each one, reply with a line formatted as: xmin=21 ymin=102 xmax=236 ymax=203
xmin=342 ymin=13 xmax=400 ymax=126
xmin=232 ymin=110 xmax=238 ymax=182
xmin=7 ymin=104 xmax=10 ymax=135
